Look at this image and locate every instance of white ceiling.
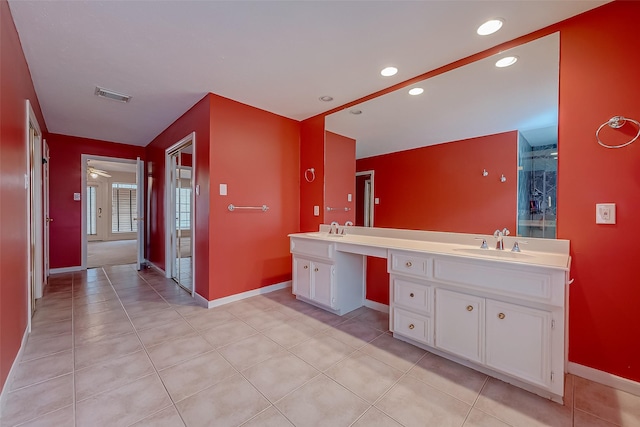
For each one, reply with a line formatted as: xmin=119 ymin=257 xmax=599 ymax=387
xmin=8 ymin=1 xmax=607 ymax=147
xmin=327 ymin=33 xmax=559 ymax=159
xmin=87 ymin=159 xmax=136 ymax=174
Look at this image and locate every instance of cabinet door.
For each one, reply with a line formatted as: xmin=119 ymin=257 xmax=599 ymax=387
xmin=435 ymin=289 xmax=484 ymax=363
xmin=486 ymin=300 xmax=551 ymax=388
xmin=293 ymin=257 xmax=311 ymax=299
xmin=311 ymin=260 xmax=335 ymax=309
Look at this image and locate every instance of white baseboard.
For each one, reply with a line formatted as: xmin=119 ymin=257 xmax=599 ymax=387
xmin=568 ymin=362 xmax=640 ymax=397
xmin=201 ymin=281 xmax=292 ymax=309
xmin=49 ymin=266 xmax=83 ymax=274
xmin=364 ymin=299 xmax=389 ymax=313
xmin=0 ymin=327 xmax=29 ymax=418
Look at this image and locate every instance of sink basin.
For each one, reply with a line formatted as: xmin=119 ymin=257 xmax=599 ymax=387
xmin=453 ymin=248 xmax=533 ymax=259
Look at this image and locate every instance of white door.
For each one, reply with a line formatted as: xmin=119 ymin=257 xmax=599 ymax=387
xmin=136 ymin=157 xmax=145 ymax=270
xmin=435 ymin=288 xmax=484 ymax=363
xmin=43 ymin=140 xmax=50 ymax=283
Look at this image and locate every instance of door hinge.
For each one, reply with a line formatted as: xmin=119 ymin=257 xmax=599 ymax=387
xmin=551 ymin=319 xmax=556 ymax=329
xmin=551 ymin=371 xmax=555 ymax=382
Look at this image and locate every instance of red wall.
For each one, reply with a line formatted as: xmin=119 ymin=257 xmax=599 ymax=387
xmin=0 ymin=0 xmax=48 ymax=390
xmin=208 ymin=94 xmax=300 ymax=300
xmin=557 ymin=1 xmax=640 ymax=382
xmin=357 ymin=131 xmax=518 ymax=304
xmin=47 ymin=134 xmax=145 ymax=268
xmin=300 ymin=116 xmax=325 ymax=231
xmin=146 ymin=95 xmax=211 ymax=298
xmin=325 ymin=131 xmax=356 ymax=225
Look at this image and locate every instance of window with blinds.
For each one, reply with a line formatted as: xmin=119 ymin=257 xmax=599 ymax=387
xmin=112 ymin=183 xmax=137 ymax=233
xmin=176 ymin=187 xmax=191 ymax=230
xmin=87 ymin=186 xmax=97 ymax=235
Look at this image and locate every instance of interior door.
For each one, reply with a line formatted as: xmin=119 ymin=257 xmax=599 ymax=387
xmin=136 ymin=157 xmax=145 ymax=270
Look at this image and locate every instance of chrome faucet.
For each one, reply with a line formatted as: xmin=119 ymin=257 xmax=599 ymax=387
xmin=342 ymin=221 xmax=353 ymax=235
xmin=493 ymin=228 xmax=510 ymax=250
xmin=329 ymin=221 xmax=340 ymax=234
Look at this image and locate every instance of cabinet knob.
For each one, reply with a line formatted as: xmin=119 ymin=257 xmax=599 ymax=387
xmin=466 ymin=305 xmax=474 ymax=312
xmin=314 ymin=267 xmax=319 ymax=272
xmin=498 ymin=313 xmax=506 ymax=320
xmin=303 ymin=265 xmax=308 ymax=269
xmin=409 ymin=293 xmax=414 ymax=298
xmin=408 ymin=324 xmax=415 ymax=330
xmin=405 ymin=261 xmax=412 ymax=267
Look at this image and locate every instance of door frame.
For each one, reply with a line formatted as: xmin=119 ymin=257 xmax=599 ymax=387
xmin=43 ymin=140 xmax=50 ymax=284
xmin=81 ymin=155 xmax=140 ymax=269
xmin=164 ymin=132 xmax=196 ymax=297
xmin=356 ymin=170 xmax=375 ymax=227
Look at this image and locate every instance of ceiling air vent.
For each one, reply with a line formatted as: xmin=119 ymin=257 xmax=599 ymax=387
xmin=94 ymin=86 xmax=132 ymax=103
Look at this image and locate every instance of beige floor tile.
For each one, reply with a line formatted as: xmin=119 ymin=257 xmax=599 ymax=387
xmin=159 ymin=350 xmax=236 ymax=402
xmin=75 ymin=350 xmax=155 ymax=401
xmin=360 ymin=333 xmax=426 ymax=372
xmin=73 ymin=290 xmax=118 ymax=306
xmin=293 ymin=308 xmax=348 ymax=331
xmin=352 ymin=308 xmax=390 ymax=331
xmin=474 ymin=378 xmax=572 ymax=427
xmin=15 ymin=404 xmax=74 ymax=427
xmin=147 ymin=334 xmax=213 ymax=370
xmin=574 ymin=409 xmax=620 ymax=427
xmin=130 ymin=308 xmax=183 ymax=331
xmin=0 ymin=373 xmax=73 ymax=426
xmin=352 ymin=407 xmax=404 ymax=427
xmin=200 ymin=318 xmax=258 ymax=348
xmin=574 ymin=376 xmax=640 ymax=426
xmin=407 ymin=353 xmax=488 ymax=404
xmin=218 ymin=334 xmax=285 ymax=370
xmin=75 ymin=374 xmax=172 ymax=427
xmin=290 ymin=334 xmax=356 ymax=371
xmin=73 ymin=299 xmax=122 ymax=317
xmin=241 ymin=406 xmax=294 ymax=427
xmin=242 ymin=308 xmax=292 ymax=331
xmin=463 ymin=408 xmax=512 ymax=427
xmin=262 ymin=321 xmax=319 ymax=348
xmin=122 ymin=299 xmax=172 ymax=317
xmin=138 ymin=318 xmax=198 ymax=348
xmin=74 ymin=307 xmax=128 ymax=330
xmin=176 ymin=374 xmax=270 ymax=427
xmin=172 ymin=302 xmax=208 ymax=316
xmin=73 ymin=318 xmax=134 ymax=346
xmin=375 ymin=376 xmax=470 ymax=427
xmin=242 ymin=352 xmax=320 ymax=402
xmin=21 ymin=333 xmax=72 ymax=362
xmin=325 ymin=351 xmax=403 ymax=404
xmin=31 ymin=308 xmax=72 ymax=325
xmin=275 ymin=375 xmax=369 ymax=427
xmin=75 ymin=332 xmax=142 ymax=370
xmin=326 ymin=319 xmax=384 ymax=349
xmin=11 ymin=350 xmax=73 ymax=390
xmin=184 ymin=308 xmax=236 ymax=332
xmin=130 ymin=405 xmax=186 ymax=427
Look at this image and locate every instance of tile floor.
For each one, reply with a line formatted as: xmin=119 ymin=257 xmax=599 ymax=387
xmin=1 ymin=264 xmax=639 ymax=427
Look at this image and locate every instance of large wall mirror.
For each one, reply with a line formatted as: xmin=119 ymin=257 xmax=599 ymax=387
xmin=326 ymin=33 xmax=559 ymax=239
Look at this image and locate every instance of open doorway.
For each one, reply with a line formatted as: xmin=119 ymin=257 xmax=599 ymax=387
xmin=165 ymin=133 xmax=195 ymax=294
xmin=82 ymin=156 xmax=143 ymax=269
xmin=355 ymin=170 xmax=375 ymax=227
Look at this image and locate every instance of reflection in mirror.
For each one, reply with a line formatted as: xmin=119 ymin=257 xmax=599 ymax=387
xmin=326 ymin=33 xmax=559 ymax=238
xmin=355 ymin=170 xmax=374 ymax=226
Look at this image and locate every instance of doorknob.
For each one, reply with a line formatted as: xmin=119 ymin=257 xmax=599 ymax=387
xmin=46 ymin=217 xmax=54 ymax=223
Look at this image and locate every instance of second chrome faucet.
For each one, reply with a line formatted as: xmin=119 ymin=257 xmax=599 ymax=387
xmin=493 ymin=228 xmax=510 ymax=250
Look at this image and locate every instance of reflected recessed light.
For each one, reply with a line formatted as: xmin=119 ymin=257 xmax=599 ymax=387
xmin=477 ymin=19 xmax=504 ymax=36
xmin=550 ymin=152 xmax=558 ymax=156
xmin=495 ymin=56 xmax=518 ymax=68
xmin=350 ymin=109 xmax=362 ymax=115
xmin=408 ymin=88 xmax=424 ymax=96
xmin=380 ymin=67 xmax=398 ymax=77
xmin=319 ymin=96 xmax=334 ymax=102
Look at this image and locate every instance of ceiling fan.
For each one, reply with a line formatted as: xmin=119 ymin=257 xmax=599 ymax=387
xmin=88 ymin=166 xmax=111 ymax=178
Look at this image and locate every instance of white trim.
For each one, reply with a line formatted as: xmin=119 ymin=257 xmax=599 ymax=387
xmin=200 ymin=281 xmax=292 ymax=309
xmin=0 ymin=327 xmax=29 ymax=415
xmin=364 ymin=299 xmax=389 ymax=313
xmin=355 ymin=170 xmax=375 ymax=227
xmin=50 ymin=266 xmax=83 ymax=274
xmin=568 ymin=362 xmax=640 ymax=398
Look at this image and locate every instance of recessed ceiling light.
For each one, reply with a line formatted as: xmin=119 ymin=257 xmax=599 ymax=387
xmin=495 ymin=56 xmax=518 ymax=68
xmin=380 ymin=67 xmax=398 ymax=77
xmin=319 ymin=96 xmax=334 ymax=102
xmin=95 ymin=86 xmax=131 ymax=103
xmin=408 ymin=88 xmax=424 ymax=96
xmin=477 ymin=19 xmax=504 ymax=36
xmin=550 ymin=152 xmax=558 ymax=156
xmin=350 ymin=109 xmax=362 ymax=115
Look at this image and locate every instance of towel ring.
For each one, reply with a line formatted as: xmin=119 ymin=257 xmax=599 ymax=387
xmin=596 ymin=116 xmax=640 ymax=149
xmin=304 ymin=168 xmax=315 ymax=182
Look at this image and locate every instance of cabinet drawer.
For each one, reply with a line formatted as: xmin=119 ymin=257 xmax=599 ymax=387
xmin=290 ymin=238 xmax=334 ymax=260
xmin=392 ymin=277 xmax=432 ymax=315
xmin=389 ymin=251 xmax=432 ymax=279
xmin=393 ymin=308 xmax=432 ymax=345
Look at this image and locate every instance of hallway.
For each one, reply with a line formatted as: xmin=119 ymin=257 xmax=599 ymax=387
xmin=1 ymin=266 xmax=638 ymax=426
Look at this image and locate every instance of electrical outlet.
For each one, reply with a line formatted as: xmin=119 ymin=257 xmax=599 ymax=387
xmin=596 ymin=203 xmax=616 ymax=224
xmin=313 ymin=205 xmax=319 ymax=216
xmin=219 ymin=184 xmax=227 ymax=196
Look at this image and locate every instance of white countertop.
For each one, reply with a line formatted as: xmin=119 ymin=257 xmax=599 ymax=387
xmin=289 ymin=226 xmax=571 ymax=271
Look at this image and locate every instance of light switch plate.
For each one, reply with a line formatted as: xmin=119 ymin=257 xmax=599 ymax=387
xmin=313 ymin=206 xmax=319 ymax=216
xmin=374 ymin=198 xmax=380 ymax=205
xmin=596 ymin=203 xmax=616 ymax=224
xmin=73 ymin=192 xmax=81 ymax=201
xmin=347 ymin=193 xmax=352 ymax=202
xmin=219 ymin=184 xmax=227 ymax=196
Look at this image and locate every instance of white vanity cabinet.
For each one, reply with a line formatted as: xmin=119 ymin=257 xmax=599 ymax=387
xmin=290 ymin=237 xmax=364 ymax=315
